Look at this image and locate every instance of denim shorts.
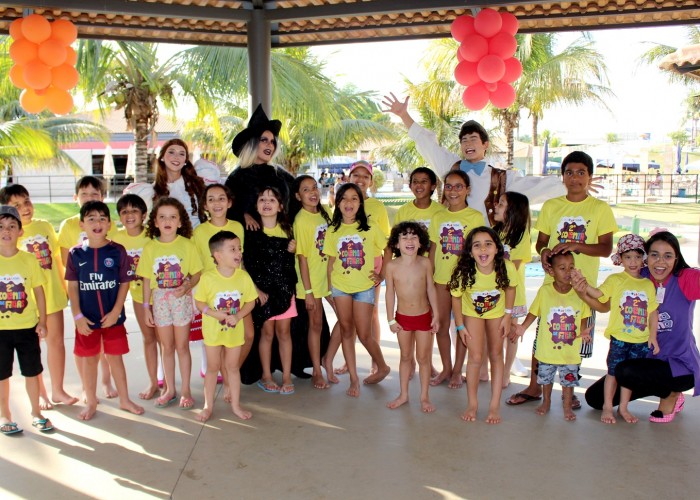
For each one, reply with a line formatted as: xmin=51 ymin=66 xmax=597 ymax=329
xmin=331 ymin=286 xmax=375 ymax=305
xmin=606 ymin=337 xmax=649 ymax=376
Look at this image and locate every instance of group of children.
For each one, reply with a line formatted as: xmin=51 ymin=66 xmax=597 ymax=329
xmin=0 ymin=145 xmax=663 ymax=433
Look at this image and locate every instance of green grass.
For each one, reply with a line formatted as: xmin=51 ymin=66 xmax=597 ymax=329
xmin=33 ymin=203 xmax=119 ymax=231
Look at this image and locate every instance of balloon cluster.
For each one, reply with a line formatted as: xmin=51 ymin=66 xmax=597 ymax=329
xmin=8 ymin=14 xmax=79 ymax=115
xmin=451 ymin=9 xmax=522 ymax=111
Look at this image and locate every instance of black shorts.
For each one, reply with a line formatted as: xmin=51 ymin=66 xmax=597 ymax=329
xmin=0 ymin=326 xmax=43 ymax=380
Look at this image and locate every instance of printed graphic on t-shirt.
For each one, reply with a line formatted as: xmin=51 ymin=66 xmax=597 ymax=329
xmin=153 ymin=255 xmax=184 ymax=288
xmin=215 ymin=290 xmax=241 ymax=326
xmin=338 ymin=235 xmax=365 ymax=272
xmin=0 ymin=274 xmax=28 ymax=314
xmin=125 ymin=249 xmax=142 ymax=279
xmin=471 ymin=289 xmax=500 ymax=316
xmin=657 ymin=310 xmax=672 ymax=332
xmin=619 ymin=290 xmax=649 ymax=333
xmin=315 ymin=224 xmax=328 ymax=259
xmin=503 ymin=243 xmax=511 ymax=261
xmin=415 ymin=219 xmax=431 ymax=231
xmin=546 ymin=306 xmax=578 ymax=346
xmin=557 ymin=216 xmax=587 ymax=244
xmin=439 ymin=223 xmax=464 ymax=257
xmin=23 ymin=235 xmax=52 ymax=270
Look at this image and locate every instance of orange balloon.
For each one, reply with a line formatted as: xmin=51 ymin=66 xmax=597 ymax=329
xmin=9 ymin=18 xmax=24 ymax=41
xmin=20 ymin=88 xmax=47 ymax=114
xmin=51 ymin=19 xmax=78 ymax=46
xmin=9 ymin=65 xmax=28 ymax=89
xmin=46 ymin=87 xmax=73 ymax=115
xmin=38 ymin=39 xmax=67 ymax=67
xmin=21 ymin=14 xmax=52 ymax=44
xmin=51 ymin=63 xmax=79 ymax=90
xmin=64 ymin=46 xmax=77 ymax=66
xmin=9 ymin=39 xmax=38 ymax=65
xmin=23 ymin=60 xmax=53 ymax=89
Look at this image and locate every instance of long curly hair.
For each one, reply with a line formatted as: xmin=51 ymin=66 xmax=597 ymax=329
xmin=290 ymin=175 xmax=331 ymax=225
xmin=388 ymin=221 xmax=430 ymax=258
xmin=153 ymin=139 xmax=206 ymax=223
xmin=254 ymin=186 xmax=293 ymax=239
xmin=330 ymin=183 xmax=369 ymax=232
xmin=448 ymin=226 xmax=509 ymax=292
xmin=492 ymin=191 xmax=530 ymax=249
xmin=146 ymin=197 xmax=193 ymax=239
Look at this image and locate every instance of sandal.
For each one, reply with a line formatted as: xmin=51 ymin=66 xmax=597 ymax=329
xmin=674 ymin=393 xmax=685 ymax=414
xmin=155 ymin=394 xmax=177 ymax=408
xmin=32 ymin=417 xmax=54 ymax=432
xmin=505 ymin=392 xmax=542 ymax=406
xmin=179 ymin=396 xmax=195 ymax=410
xmin=649 ymin=410 xmax=675 ymax=423
xmin=257 ymin=379 xmax=280 ymax=393
xmin=1 ymin=422 xmax=22 ymax=435
xmin=571 ymin=394 xmax=582 ymax=410
xmin=280 ymin=384 xmax=295 ymax=395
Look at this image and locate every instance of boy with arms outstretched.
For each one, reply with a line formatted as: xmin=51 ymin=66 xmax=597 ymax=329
xmin=385 ymin=222 xmax=439 ymax=412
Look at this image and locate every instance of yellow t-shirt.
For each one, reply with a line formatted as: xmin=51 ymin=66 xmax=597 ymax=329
xmin=394 ymin=200 xmax=446 ymax=232
xmin=18 ymin=219 xmax=67 ymax=314
xmin=0 ymin=251 xmax=47 ymax=329
xmin=324 ymin=222 xmax=386 ymax=293
xmin=429 ymin=207 xmax=486 ymax=284
xmin=530 ymin=283 xmax=591 ymax=365
xmin=111 ymin=228 xmax=150 ymax=303
xmin=194 ymin=267 xmax=257 ymax=348
xmin=535 ymin=195 xmax=618 ymax=285
xmin=293 ymin=208 xmax=331 ymax=298
xmin=500 ymin=228 xmax=532 ymax=309
xmin=192 ymin=220 xmax=245 ymax=272
xmin=364 ymin=197 xmax=391 ymax=238
xmin=58 ymin=214 xmax=117 ymax=251
xmin=598 ymin=272 xmax=659 ymax=344
xmin=136 ymin=235 xmax=203 ymax=289
xmin=450 ymin=260 xmax=517 ymax=319
xmin=262 ymin=224 xmax=289 ymax=239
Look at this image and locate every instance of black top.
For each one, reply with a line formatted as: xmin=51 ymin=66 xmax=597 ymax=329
xmin=225 ymin=164 xmax=295 ymax=224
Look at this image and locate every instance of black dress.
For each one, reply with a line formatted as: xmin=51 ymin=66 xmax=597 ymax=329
xmin=225 ymin=164 xmax=295 ymax=225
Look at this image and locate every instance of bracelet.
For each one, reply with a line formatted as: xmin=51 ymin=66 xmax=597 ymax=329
xmin=504 ymin=308 xmax=513 ymax=314
xmin=388 ymin=319 xmax=397 ymax=326
xmin=455 ymin=325 xmax=465 ymax=332
xmin=305 ymin=289 xmax=313 ymax=294
xmin=539 ymin=247 xmax=549 ymax=256
xmin=143 ymin=303 xmax=151 ymax=309
xmin=202 ymin=306 xmax=210 ymax=316
xmin=74 ymin=313 xmax=84 ymax=321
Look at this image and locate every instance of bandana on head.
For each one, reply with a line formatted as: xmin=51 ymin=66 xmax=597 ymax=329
xmin=611 ymin=233 xmax=647 ymax=266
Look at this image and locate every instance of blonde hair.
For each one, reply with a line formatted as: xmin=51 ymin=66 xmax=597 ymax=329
xmin=238 ymin=135 xmax=279 ymax=168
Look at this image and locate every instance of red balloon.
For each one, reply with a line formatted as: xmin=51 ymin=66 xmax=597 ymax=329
xmin=500 ymin=12 xmax=519 ymax=36
xmin=459 ymin=34 xmax=488 ymax=63
xmin=477 ymin=55 xmax=506 ymax=83
xmin=485 ymin=82 xmax=498 ymax=92
xmin=501 ymin=57 xmax=523 ymax=83
xmin=463 ymin=83 xmax=490 ymax=111
xmin=9 ymin=18 xmax=24 ymax=41
xmin=456 ymin=49 xmax=465 ymax=63
xmin=450 ymin=15 xmax=475 ymax=43
xmin=454 ymin=61 xmax=481 ymax=86
xmin=474 ymin=8 xmax=502 ymax=38
xmin=489 ymin=32 xmax=517 ymax=59
xmin=490 ymin=83 xmax=516 ymax=109
xmin=21 ymin=14 xmax=52 ymax=44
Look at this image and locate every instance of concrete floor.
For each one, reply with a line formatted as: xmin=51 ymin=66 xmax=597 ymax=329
xmin=2 ymin=238 xmax=700 ymax=499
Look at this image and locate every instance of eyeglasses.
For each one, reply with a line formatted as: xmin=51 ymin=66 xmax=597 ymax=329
xmin=647 ymin=251 xmax=676 ymax=262
xmin=444 ymin=183 xmax=466 ymax=191
xmin=460 ymin=137 xmax=482 ymax=145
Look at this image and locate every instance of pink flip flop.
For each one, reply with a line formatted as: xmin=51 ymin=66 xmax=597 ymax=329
xmin=649 ymin=410 xmax=675 ymax=423
xmin=674 ymin=393 xmax=685 ymax=414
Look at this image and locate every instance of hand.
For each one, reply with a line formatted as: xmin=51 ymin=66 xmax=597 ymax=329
xmin=389 ymin=322 xmax=403 ymax=335
xmin=551 ymin=241 xmax=580 ymax=254
xmin=369 ymin=271 xmax=382 ymax=286
xmin=36 ymin=323 xmax=47 ymax=338
xmin=588 ymin=176 xmax=604 ymax=194
xmin=430 ymin=317 xmax=439 ymax=334
xmin=225 ymin=314 xmax=239 ymax=327
xmin=580 ymin=325 xmax=593 ymax=344
xmin=172 ymin=281 xmax=190 ymax=298
xmin=305 ymin=294 xmax=316 ymax=311
xmin=509 ymin=324 xmax=525 ymax=343
xmin=76 ymin=316 xmax=95 ymax=336
xmin=101 ymin=309 xmax=120 ymax=329
xmin=540 ymin=248 xmax=553 ymax=273
xmin=458 ymin=328 xmax=470 ymax=346
xmin=287 ymin=239 xmax=297 ymax=253
xmin=649 ymin=337 xmax=660 ymax=355
xmin=244 ymin=213 xmax=260 ymax=231
xmin=257 ymin=289 xmax=269 ymax=306
xmin=499 ymin=316 xmax=511 ymax=339
xmin=145 ymin=309 xmax=155 ymax=328
xmin=381 ymin=93 xmax=409 ymax=118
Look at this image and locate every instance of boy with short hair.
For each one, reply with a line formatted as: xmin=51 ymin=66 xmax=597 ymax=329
xmin=0 ymin=184 xmax=77 ymax=407
xmin=65 ymin=201 xmax=144 ymax=420
xmin=384 ymin=222 xmax=439 ymax=413
xmin=394 ymin=167 xmax=445 ymax=230
xmin=0 ymin=205 xmax=52 ymax=434
xmin=513 ymin=252 xmax=591 ymax=421
xmin=194 ymin=231 xmax=256 ymax=421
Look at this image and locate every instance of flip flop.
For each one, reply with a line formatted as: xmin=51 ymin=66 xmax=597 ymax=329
xmin=155 ymin=394 xmax=177 ymax=408
xmin=31 ymin=418 xmax=54 ymax=432
xmin=505 ymin=392 xmax=542 ymax=406
xmin=179 ymin=397 xmax=195 ymax=410
xmin=280 ymin=384 xmax=295 ymax=395
xmin=1 ymin=422 xmax=22 ymax=435
xmin=649 ymin=410 xmax=676 ymax=423
xmin=257 ymin=379 xmax=280 ymax=393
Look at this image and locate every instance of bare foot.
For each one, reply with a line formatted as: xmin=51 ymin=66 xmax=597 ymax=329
xmin=535 ymin=403 xmax=550 ymax=416
xmin=39 ymin=395 xmax=54 ymax=411
xmin=78 ymin=404 xmax=97 ymax=421
xmin=224 ymin=387 xmax=232 ymax=403
xmin=421 ymin=399 xmax=436 ymax=413
xmin=564 ymin=408 xmax=577 ymax=421
xmin=312 ymin=374 xmax=330 ymax=389
xmin=430 ymin=365 xmax=439 ymax=378
xmin=346 ymin=382 xmax=360 ymax=398
xmin=485 ymin=409 xmax=501 ymax=424
xmin=502 ymin=375 xmax=511 ymax=389
xmin=232 ymin=405 xmax=252 ymax=420
xmin=618 ymin=408 xmax=638 ymax=424
xmin=363 ymin=365 xmax=390 ymax=385
xmin=334 ymin=363 xmax=348 ymax=375
xmin=448 ymin=373 xmax=465 ymax=389
xmin=429 ymin=370 xmax=450 ymax=386
xmin=196 ymin=407 xmax=212 ymax=422
xmin=138 ymin=384 xmax=158 ymax=400
xmin=322 ymin=357 xmax=339 ymax=384
xmin=102 ymin=384 xmax=118 ymax=399
xmin=52 ymin=392 xmax=78 ymax=406
xmin=479 ymin=366 xmax=489 ymax=382
xmin=370 ymin=363 xmax=378 ymax=376
xmin=386 ymin=395 xmax=409 ymax=409
xmin=601 ymin=408 xmax=617 ymax=424
xmin=461 ymin=406 xmax=478 ymax=422
xmin=408 ymin=359 xmax=416 ymax=381
xmin=121 ymin=400 xmax=145 ymax=415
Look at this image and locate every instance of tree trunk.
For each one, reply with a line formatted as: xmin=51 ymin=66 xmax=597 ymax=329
xmin=501 ymin=110 xmax=519 ymax=167
xmin=134 ymin=117 xmax=150 ymax=183
xmin=532 ymin=115 xmax=539 ymax=147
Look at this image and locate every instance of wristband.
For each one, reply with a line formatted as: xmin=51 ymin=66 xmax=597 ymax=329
xmin=202 ymin=306 xmax=210 ymax=316
xmin=388 ymin=319 xmax=397 ymax=326
xmin=143 ymin=303 xmax=151 ymax=309
xmin=74 ymin=313 xmax=84 ymax=321
xmin=504 ymin=308 xmax=513 ymax=314
xmin=305 ymin=289 xmax=313 ymax=294
xmin=540 ymin=247 xmax=548 ymax=256
xmin=455 ymin=325 xmax=465 ymax=332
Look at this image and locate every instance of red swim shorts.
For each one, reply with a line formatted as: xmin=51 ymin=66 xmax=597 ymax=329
xmin=74 ymin=324 xmax=129 ymax=357
xmin=395 ymin=310 xmax=433 ymax=332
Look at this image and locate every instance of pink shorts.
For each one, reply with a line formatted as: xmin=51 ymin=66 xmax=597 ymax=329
xmin=74 ymin=324 xmax=129 ymax=357
xmin=268 ymin=296 xmax=298 ymax=321
xmin=395 ymin=310 xmax=433 ymax=332
xmin=152 ymin=288 xmax=193 ymax=327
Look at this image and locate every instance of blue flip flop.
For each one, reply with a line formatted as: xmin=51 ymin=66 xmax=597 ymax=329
xmin=155 ymin=394 xmax=177 ymax=408
xmin=1 ymin=422 xmax=23 ymax=435
xmin=32 ymin=418 xmax=54 ymax=432
xmin=257 ymin=379 xmax=280 ymax=393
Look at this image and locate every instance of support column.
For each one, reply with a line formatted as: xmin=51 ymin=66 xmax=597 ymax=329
xmin=247 ymin=8 xmax=272 ymax=114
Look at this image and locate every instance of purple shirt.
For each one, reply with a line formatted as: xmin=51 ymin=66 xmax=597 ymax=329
xmin=65 ymin=241 xmax=133 ymax=326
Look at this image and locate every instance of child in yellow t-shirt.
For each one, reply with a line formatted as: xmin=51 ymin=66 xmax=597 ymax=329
xmin=0 ymin=185 xmax=76 ymax=408
xmin=394 ymin=167 xmax=445 ymax=231
xmin=111 ymin=193 xmax=160 ymax=400
xmin=194 ymin=231 xmax=256 ymax=422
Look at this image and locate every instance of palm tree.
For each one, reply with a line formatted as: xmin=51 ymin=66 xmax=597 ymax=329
xmin=638 ymin=25 xmax=700 ymax=85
